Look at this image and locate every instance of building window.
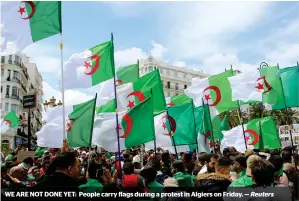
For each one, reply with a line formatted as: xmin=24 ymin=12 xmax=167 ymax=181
xmin=6 ymin=85 xmax=10 ymax=97
xmin=5 ymin=103 xmax=9 ymax=111
xmin=167 ymin=81 xmax=170 ymax=89
xmin=175 ymin=83 xmax=179 ymax=90
xmin=8 ymin=55 xmax=12 ymax=64
xmin=7 ymin=70 xmax=11 ymax=80
xmin=184 ymin=84 xmax=187 ymax=89
xmin=12 ymin=71 xmax=19 ymax=82
xmin=1 ymin=69 xmax=4 ymax=77
xmin=148 ymin=66 xmax=153 ymax=72
xmin=15 ymin=55 xmax=19 ymax=63
xmin=0 ymin=86 xmax=2 ymax=93
xmin=12 ymin=86 xmax=18 ymax=97
xmin=159 ymin=69 xmax=163 ymax=74
xmin=167 ymin=69 xmax=170 ymax=75
xmin=11 ymin=104 xmax=18 ymax=114
xmin=1 ymin=56 xmax=5 ymax=63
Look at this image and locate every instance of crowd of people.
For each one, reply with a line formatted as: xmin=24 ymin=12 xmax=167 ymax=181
xmin=1 ymin=141 xmax=299 ymax=201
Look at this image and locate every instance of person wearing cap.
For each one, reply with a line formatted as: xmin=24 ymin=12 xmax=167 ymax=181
xmin=133 ymin=155 xmax=142 ymax=169
xmin=172 ymin=160 xmax=194 ymax=188
xmin=195 ymin=156 xmax=231 ymax=201
xmin=229 ymin=155 xmax=261 ymax=187
xmin=231 ymin=154 xmax=247 ymax=179
xmin=162 ymin=178 xmax=193 ymax=201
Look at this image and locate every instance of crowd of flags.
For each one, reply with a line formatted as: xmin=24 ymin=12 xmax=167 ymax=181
xmin=1 ymin=1 xmax=299 ymax=155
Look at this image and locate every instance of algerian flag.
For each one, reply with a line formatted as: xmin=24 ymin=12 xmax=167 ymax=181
xmin=221 ymin=116 xmax=281 ymax=152
xmin=1 ymin=111 xmax=20 ymax=134
xmin=221 ymin=125 xmax=247 ymax=153
xmin=273 ymin=66 xmax=299 ymax=110
xmin=63 ymin=41 xmax=115 ymax=90
xmin=93 ymin=98 xmax=155 ymax=151
xmin=96 ymin=69 xmax=166 ymax=115
xmin=67 ymin=96 xmax=97 ymax=148
xmin=166 ymin=94 xmax=192 ymax=107
xmin=145 ymin=102 xmax=197 ymax=151
xmin=185 ymin=69 xmax=238 ymax=118
xmin=116 ymin=63 xmax=139 ymax=86
xmin=1 ymin=1 xmax=62 ymax=54
xmin=228 ymin=71 xmax=265 ymax=102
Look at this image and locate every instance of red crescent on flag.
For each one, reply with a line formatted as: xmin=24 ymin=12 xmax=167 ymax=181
xmin=167 ymin=103 xmax=176 ymax=107
xmin=84 ymin=55 xmax=101 ymax=75
xmin=244 ymin=129 xmax=259 ymax=145
xmin=256 ymin=76 xmax=272 ymax=93
xmin=119 ymin=114 xmax=133 ymax=138
xmin=4 ymin=120 xmax=11 ymax=127
xmin=65 ymin=119 xmax=73 ymax=132
xmin=161 ymin=115 xmax=176 ymax=136
xmin=203 ymin=86 xmax=221 ymax=106
xmin=127 ymin=91 xmax=146 ymax=102
xmin=20 ymin=1 xmax=36 ymax=20
xmin=115 ymin=80 xmax=123 ymax=86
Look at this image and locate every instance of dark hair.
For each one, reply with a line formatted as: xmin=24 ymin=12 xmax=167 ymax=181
xmin=216 ymin=156 xmax=231 ymax=167
xmin=208 ymin=154 xmax=219 ymax=162
xmin=281 ymin=150 xmax=292 ymax=163
xmin=234 ymin=154 xmax=247 ymax=168
xmin=223 ymin=148 xmax=230 ymax=156
xmin=251 ymin=160 xmax=275 ymax=186
xmin=198 ymin=152 xmax=209 ymax=163
xmin=268 ymin=155 xmax=283 ymax=173
xmin=23 ymin=157 xmax=34 ymax=167
xmin=150 ymin=158 xmax=161 ymax=170
xmin=51 ymin=152 xmax=77 ymax=170
xmin=43 ymin=156 xmax=50 ymax=161
xmin=161 ymin=152 xmax=170 ymax=162
xmin=270 ymin=149 xmax=280 ymax=156
xmin=294 ymin=153 xmax=299 ymax=166
xmin=42 ymin=160 xmax=50 ymax=168
xmin=88 ymin=160 xmax=103 ymax=180
xmin=140 ymin=166 xmax=157 ymax=184
xmin=123 ymin=162 xmax=134 ymax=175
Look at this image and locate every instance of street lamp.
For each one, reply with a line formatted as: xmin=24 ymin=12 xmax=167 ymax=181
xmin=43 ymin=96 xmax=63 ymax=111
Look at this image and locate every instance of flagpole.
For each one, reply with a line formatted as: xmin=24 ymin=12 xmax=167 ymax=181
xmin=201 ymin=98 xmax=215 ymax=153
xmin=277 ymin=63 xmax=294 ymax=152
xmin=60 ymin=34 xmax=66 ymax=141
xmin=111 ymin=33 xmax=122 ymax=179
xmin=230 ymin=65 xmax=248 ymax=149
xmin=86 ymin=93 xmax=98 ymax=177
xmin=137 ymin=59 xmax=140 ymax=79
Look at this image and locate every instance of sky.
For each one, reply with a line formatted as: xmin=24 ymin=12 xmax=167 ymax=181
xmin=20 ymin=1 xmax=299 ymax=107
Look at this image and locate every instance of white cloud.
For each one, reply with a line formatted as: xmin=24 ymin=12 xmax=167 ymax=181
xmin=102 ymin=2 xmax=148 ymax=17
xmin=114 ymin=47 xmax=147 ymax=67
xmin=42 ymin=81 xmax=93 ymax=107
xmin=149 ymin=40 xmax=167 ymax=59
xmin=164 ymin=2 xmax=269 ymax=60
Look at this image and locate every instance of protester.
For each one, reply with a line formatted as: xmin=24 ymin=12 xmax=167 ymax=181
xmin=171 ymin=160 xmax=194 ymax=188
xmin=231 ymin=154 xmax=247 ymax=180
xmin=268 ymin=155 xmax=289 ymax=187
xmin=197 ymin=153 xmax=218 ymax=175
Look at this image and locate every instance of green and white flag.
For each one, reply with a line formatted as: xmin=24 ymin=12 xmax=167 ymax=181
xmin=273 ymin=66 xmax=299 ymax=110
xmin=93 ymin=98 xmax=155 ymax=151
xmin=64 ymin=41 xmax=115 ymax=89
xmin=1 ymin=111 xmax=20 ymax=134
xmin=97 ymin=69 xmax=166 ymax=115
xmin=1 ymin=1 xmax=61 ymax=54
xmin=67 ymin=96 xmax=97 ymax=148
xmin=221 ymin=116 xmax=281 ymax=152
xmin=116 ymin=63 xmax=139 ymax=86
xmin=185 ymin=69 xmax=238 ymax=118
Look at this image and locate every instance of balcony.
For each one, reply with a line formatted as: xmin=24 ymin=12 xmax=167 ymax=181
xmin=11 ymin=94 xmax=19 ymax=100
xmin=5 ymin=94 xmax=10 ymax=98
xmin=12 ymin=77 xmax=21 ymax=84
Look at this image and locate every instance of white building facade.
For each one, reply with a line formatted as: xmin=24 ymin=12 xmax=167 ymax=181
xmin=139 ymin=56 xmax=209 ymax=98
xmin=1 ymin=54 xmax=43 ymax=149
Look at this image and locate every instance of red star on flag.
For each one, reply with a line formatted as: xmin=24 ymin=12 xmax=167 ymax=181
xmin=255 ymin=83 xmax=264 ymax=91
xmin=204 ymin=94 xmax=211 ymax=101
xmin=162 ymin=122 xmax=167 ymax=130
xmin=127 ymin=101 xmax=135 ymax=109
xmin=204 ymin=131 xmax=210 ymax=144
xmin=18 ymin=7 xmax=26 ymax=15
xmin=209 ymin=141 xmax=214 ymax=148
xmin=245 ymin=136 xmax=251 ymax=141
xmin=115 ymin=124 xmax=122 ymax=132
xmin=84 ymin=62 xmax=91 ymax=70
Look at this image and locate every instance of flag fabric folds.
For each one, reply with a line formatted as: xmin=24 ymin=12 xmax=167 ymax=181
xmin=116 ymin=64 xmax=139 ymax=86
xmin=1 ymin=1 xmax=62 ymax=54
xmin=63 ymin=41 xmax=115 ymax=89
xmin=0 ymin=111 xmax=20 ymax=134
xmin=67 ymin=97 xmax=97 ymax=148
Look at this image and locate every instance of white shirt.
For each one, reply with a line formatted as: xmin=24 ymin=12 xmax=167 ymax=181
xmin=197 ymin=165 xmax=207 ymax=176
